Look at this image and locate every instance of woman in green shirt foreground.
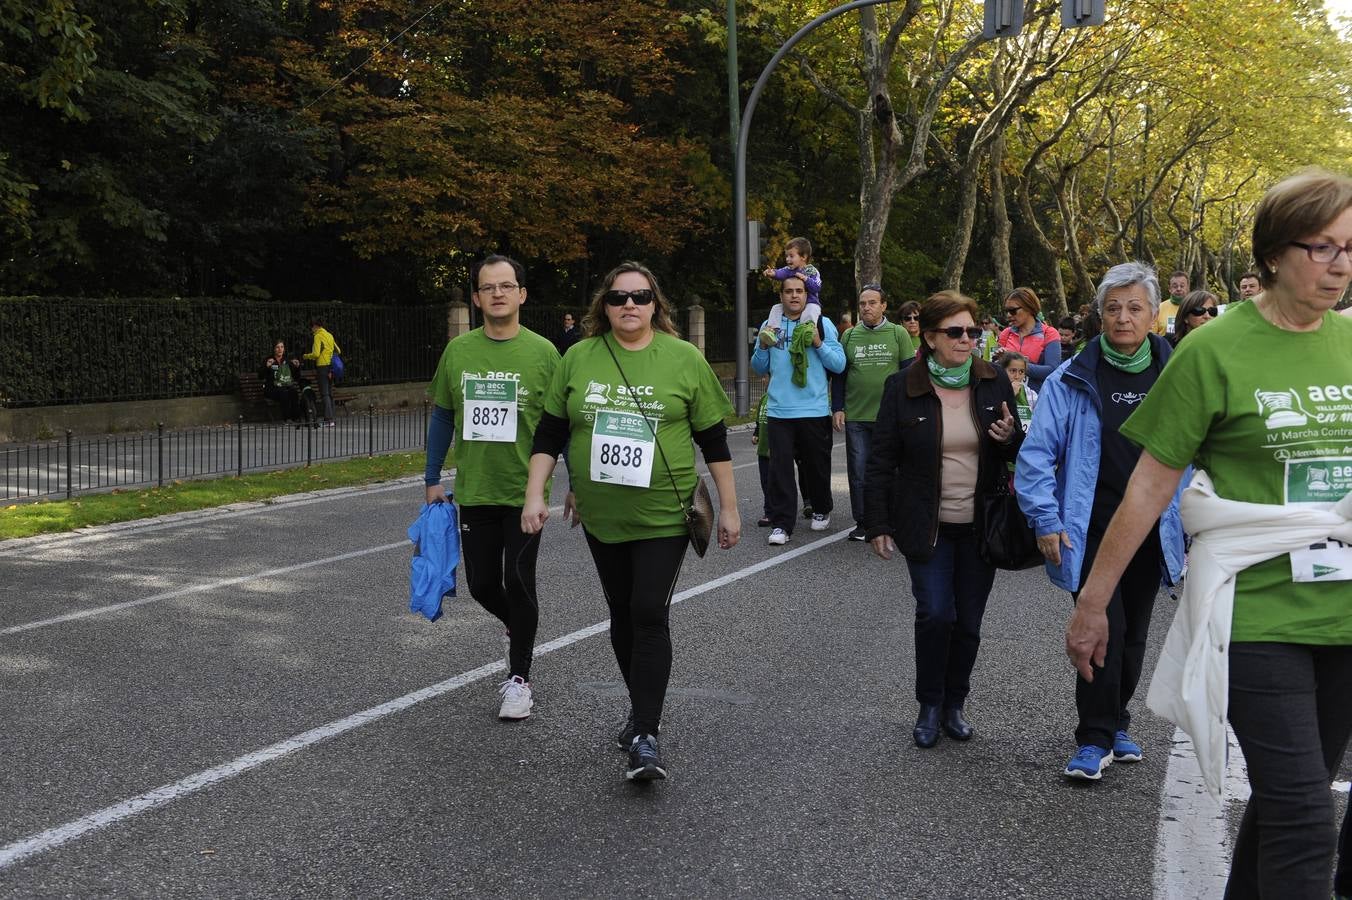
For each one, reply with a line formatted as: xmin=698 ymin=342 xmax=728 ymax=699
xmin=522 ymin=261 xmax=741 ymax=782
xmin=1067 ymin=169 xmax=1352 ymax=898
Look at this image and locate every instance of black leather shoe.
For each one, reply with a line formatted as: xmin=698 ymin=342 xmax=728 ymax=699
xmin=942 ymin=706 xmax=974 ymax=741
xmin=913 ymin=704 xmax=941 ymax=748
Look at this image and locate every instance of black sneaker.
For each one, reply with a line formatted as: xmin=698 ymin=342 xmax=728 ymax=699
xmin=848 ymin=525 xmax=867 ymax=542
xmin=625 ymin=733 xmax=667 ymax=781
xmin=801 ymin=504 xmax=814 ymax=519
xmin=615 ymin=712 xmax=637 ymax=751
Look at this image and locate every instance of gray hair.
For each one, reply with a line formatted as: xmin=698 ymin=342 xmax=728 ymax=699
xmin=1095 ymin=261 xmax=1160 ymax=314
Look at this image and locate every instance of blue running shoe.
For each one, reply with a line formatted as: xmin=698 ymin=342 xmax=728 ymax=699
xmin=1064 ymin=745 xmax=1112 ymax=780
xmin=1113 ymin=730 xmax=1143 ymax=763
xmin=625 ymin=734 xmax=667 ymax=782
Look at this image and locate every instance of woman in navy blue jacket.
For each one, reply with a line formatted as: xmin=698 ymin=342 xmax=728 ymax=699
xmin=863 ymin=291 xmax=1022 ymax=749
xmin=1014 ymin=261 xmax=1186 ymax=781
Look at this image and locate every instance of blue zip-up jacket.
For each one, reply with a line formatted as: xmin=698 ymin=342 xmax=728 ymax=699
xmin=1014 ymin=333 xmax=1186 ymax=592
xmin=751 ymin=314 xmax=846 ymax=417
xmin=408 ymin=502 xmax=460 ymax=622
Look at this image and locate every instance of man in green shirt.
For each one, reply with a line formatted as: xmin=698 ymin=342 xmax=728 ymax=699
xmin=830 ymin=283 xmax=914 ymax=540
xmin=424 ymin=254 xmax=561 ymax=720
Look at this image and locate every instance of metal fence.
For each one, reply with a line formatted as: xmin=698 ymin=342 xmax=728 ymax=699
xmin=1 ymin=405 xmax=429 ymax=502
xmin=0 ymin=297 xmax=452 ymax=407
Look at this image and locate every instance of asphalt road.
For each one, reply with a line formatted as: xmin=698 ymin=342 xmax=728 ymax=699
xmin=0 ymin=431 xmax=1346 ymax=898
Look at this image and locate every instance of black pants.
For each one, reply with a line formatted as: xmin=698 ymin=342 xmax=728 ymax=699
xmin=264 ymin=384 xmax=303 ymax=419
xmin=766 ymin=416 xmax=832 ymax=533
xmin=1072 ymin=529 xmax=1162 ymax=750
xmin=757 ymin=455 xmax=770 ymax=515
xmin=459 ymin=504 xmax=541 ymax=680
xmin=316 ymin=364 xmax=335 ymax=421
xmin=584 ymin=530 xmax=688 ymax=736
xmin=1225 ymin=642 xmax=1352 ymax=900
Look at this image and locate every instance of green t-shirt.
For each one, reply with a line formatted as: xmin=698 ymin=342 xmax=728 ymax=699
xmin=841 ymin=321 xmax=914 ymax=422
xmin=543 ymin=332 xmax=732 ymax=543
xmin=755 ymin=393 xmax=770 ymax=458
xmin=1120 ymin=301 xmax=1352 ymax=644
xmin=428 ymin=326 xmax=560 ymax=507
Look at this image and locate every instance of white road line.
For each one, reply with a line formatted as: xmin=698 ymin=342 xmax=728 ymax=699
xmin=1153 ymin=726 xmax=1250 ymax=899
xmin=1 ymin=543 xmax=407 ymax=635
xmin=1336 ymin=781 xmax=1350 ymax=793
xmin=0 ymin=477 xmax=425 ymax=557
xmin=1 ymin=455 xmax=778 ymax=635
xmin=0 ymin=527 xmax=851 ymax=871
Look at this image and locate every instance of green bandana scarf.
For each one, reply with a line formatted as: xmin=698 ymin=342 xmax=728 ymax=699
xmin=926 ymin=353 xmax=973 ymax=389
xmin=1099 ymin=334 xmax=1151 ymax=373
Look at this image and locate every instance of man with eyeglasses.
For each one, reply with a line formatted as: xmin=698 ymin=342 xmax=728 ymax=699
xmin=830 ymin=284 xmax=914 ymax=541
xmin=1152 ymin=270 xmax=1189 ymax=336
xmin=555 ymin=311 xmax=582 ymax=356
xmin=752 ymin=275 xmax=846 ymax=545
xmin=424 ymin=254 xmax=561 ymax=721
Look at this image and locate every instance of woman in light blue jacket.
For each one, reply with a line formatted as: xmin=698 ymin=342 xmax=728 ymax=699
xmin=1014 ymin=261 xmax=1186 ymax=781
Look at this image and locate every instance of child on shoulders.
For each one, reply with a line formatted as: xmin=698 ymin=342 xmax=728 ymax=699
xmin=759 ymin=236 xmax=822 ymax=347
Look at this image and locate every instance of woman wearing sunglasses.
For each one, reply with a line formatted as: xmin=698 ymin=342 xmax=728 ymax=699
xmin=898 ymin=300 xmax=922 ymax=349
xmin=522 ymin=261 xmax=740 ymax=783
xmin=863 ymin=291 xmax=1022 ymax=749
xmin=995 ymin=287 xmax=1061 ymax=391
xmin=1170 ymin=289 xmax=1219 ymax=345
xmin=1014 ymin=261 xmax=1184 ymax=781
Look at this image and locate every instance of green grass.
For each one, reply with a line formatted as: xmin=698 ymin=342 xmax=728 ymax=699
xmin=0 ymin=452 xmax=429 ymax=541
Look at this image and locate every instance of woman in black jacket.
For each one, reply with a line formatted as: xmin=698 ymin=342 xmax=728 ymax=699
xmin=864 ymin=291 xmax=1022 ymax=749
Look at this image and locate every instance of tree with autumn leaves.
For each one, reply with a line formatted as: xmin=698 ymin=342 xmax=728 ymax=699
xmin=3 ymin=0 xmax=1352 ymax=312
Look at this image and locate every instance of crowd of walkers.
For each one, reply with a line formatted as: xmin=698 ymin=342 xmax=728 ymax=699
xmin=421 ymin=168 xmax=1351 ymax=897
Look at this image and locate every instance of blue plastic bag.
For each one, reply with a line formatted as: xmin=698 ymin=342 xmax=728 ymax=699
xmin=330 ymin=353 xmax=345 ymax=381
xmin=407 ymin=502 xmax=459 ymax=622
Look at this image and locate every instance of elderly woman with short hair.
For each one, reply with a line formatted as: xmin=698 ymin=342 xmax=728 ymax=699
xmin=1016 ymin=261 xmax=1186 ymax=780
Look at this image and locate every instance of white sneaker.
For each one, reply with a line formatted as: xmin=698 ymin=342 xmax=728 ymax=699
xmin=810 ymin=513 xmax=830 ymax=531
xmin=498 ymin=676 xmax=533 ymax=720
xmin=768 ymin=528 xmax=789 ymax=546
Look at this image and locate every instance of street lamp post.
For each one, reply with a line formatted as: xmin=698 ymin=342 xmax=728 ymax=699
xmin=732 ymin=0 xmax=896 ymax=416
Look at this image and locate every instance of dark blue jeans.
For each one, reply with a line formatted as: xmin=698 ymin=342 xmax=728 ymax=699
xmin=844 ymin=419 xmax=874 ymax=526
xmin=904 ymin=523 xmax=996 ymax=708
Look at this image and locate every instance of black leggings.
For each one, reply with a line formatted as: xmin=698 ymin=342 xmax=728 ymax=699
xmin=459 ymin=504 xmax=541 ymax=680
xmin=1225 ymin=642 xmax=1352 ymax=900
xmin=584 ymin=530 xmax=689 ymax=736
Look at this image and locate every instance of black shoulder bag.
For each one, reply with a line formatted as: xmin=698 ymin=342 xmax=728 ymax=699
xmin=601 ymin=335 xmax=714 ymax=557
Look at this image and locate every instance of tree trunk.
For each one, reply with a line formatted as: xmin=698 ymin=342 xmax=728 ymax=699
xmin=989 ymin=133 xmax=1014 ymax=297
xmin=941 ymin=153 xmax=983 ymax=290
xmin=1014 ymin=170 xmax=1067 ymax=312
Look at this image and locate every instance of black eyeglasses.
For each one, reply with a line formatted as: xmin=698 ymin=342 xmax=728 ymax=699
xmin=477 ymin=282 xmax=521 ymax=295
xmin=902 ymin=313 xmax=919 ymax=321
xmin=603 ymin=289 xmax=655 ymax=307
xmin=1289 ymin=240 xmax=1352 ymax=263
xmin=929 ymin=326 xmax=983 ymax=340
xmin=1189 ymin=306 xmax=1220 ymax=317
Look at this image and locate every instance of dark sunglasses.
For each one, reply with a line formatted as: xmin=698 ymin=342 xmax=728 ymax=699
xmin=1004 ymin=306 xmax=1023 ymax=315
xmin=930 ymin=326 xmax=983 ymax=340
xmin=1188 ymin=306 xmax=1219 ymax=317
xmin=902 ymin=313 xmax=919 ymax=321
xmin=603 ymin=289 xmax=655 ymax=307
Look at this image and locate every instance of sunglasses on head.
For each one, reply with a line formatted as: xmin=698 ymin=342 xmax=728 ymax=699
xmin=603 ymin=289 xmax=655 ymax=307
xmin=1189 ymin=306 xmax=1219 ymax=317
xmin=930 ymin=326 xmax=983 ymax=340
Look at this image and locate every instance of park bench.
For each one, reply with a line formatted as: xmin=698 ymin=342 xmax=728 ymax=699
xmin=237 ymin=370 xmax=357 ymax=421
